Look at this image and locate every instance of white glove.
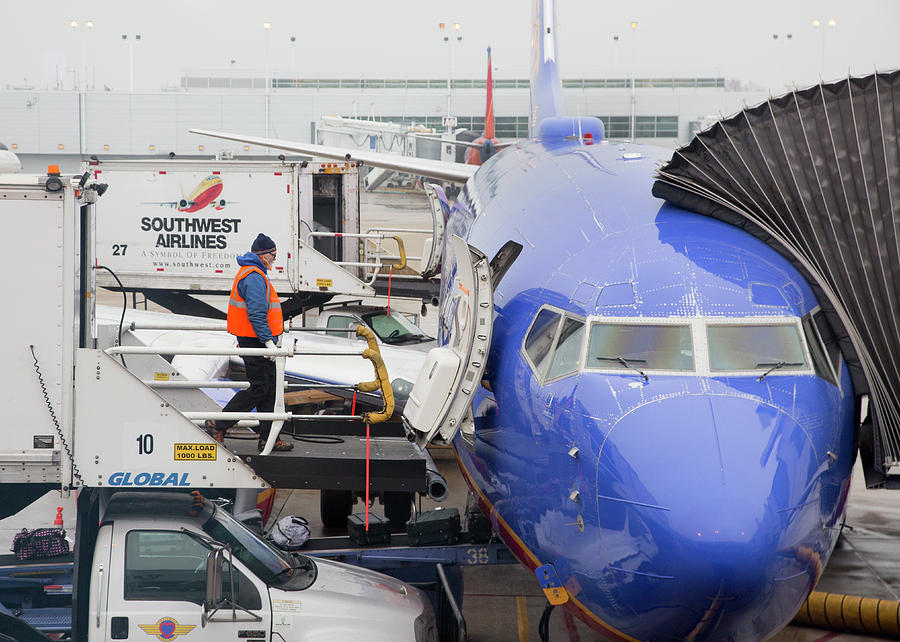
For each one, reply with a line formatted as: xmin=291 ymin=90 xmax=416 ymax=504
xmin=264 ymin=340 xmax=278 ymax=362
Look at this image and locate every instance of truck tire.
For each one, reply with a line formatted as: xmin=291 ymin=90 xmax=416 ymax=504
xmin=320 ymin=489 xmax=354 ymax=528
xmin=383 ymin=490 xmax=413 ymax=528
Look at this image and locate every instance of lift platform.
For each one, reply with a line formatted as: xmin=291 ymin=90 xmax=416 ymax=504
xmin=226 ymin=435 xmax=426 ymax=493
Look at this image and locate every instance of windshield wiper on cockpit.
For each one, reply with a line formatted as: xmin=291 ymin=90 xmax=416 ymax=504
xmin=596 ymin=356 xmax=649 ymax=382
xmin=756 ymin=361 xmax=804 ymax=381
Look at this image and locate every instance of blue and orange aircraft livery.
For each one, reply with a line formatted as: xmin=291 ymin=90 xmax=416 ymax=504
xmin=190 ymin=1 xmax=859 ymax=638
xmin=442 ymin=1 xmax=856 ymax=639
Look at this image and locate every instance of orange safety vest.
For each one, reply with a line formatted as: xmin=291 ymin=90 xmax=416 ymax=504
xmin=226 ymin=265 xmax=283 ymax=338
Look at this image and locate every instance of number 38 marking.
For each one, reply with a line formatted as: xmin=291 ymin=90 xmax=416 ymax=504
xmin=465 ymin=547 xmax=490 ymax=565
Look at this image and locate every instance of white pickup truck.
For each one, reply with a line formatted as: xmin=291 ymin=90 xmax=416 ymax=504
xmin=87 ymin=491 xmax=436 ymax=641
xmin=316 ymin=303 xmax=435 ymax=351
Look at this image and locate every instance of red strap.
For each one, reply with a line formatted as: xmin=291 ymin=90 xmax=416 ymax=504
xmin=351 ymin=390 xmax=357 ymax=415
xmin=386 ymin=267 xmax=393 ymax=316
xmin=365 ymin=422 xmax=371 ymax=531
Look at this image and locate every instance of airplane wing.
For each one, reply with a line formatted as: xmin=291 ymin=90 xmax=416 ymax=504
xmin=190 ymin=129 xmax=477 ymax=184
xmin=412 ymin=134 xmax=516 ymax=151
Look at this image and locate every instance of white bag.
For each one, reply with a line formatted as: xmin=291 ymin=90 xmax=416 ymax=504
xmin=269 ymin=515 xmax=310 ymax=550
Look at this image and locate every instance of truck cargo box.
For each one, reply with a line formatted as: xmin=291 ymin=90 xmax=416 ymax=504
xmin=89 ymin=159 xmax=372 ymax=298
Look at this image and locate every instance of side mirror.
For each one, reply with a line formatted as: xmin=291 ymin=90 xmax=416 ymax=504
xmin=202 ymin=548 xmax=226 ymax=625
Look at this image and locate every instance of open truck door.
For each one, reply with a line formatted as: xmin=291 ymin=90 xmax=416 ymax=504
xmin=403 ymin=234 xmax=492 ymax=447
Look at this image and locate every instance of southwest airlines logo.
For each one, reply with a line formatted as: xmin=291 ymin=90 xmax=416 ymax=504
xmin=142 ymin=175 xmax=227 ymax=212
xmin=139 ymin=617 xmax=196 ymax=640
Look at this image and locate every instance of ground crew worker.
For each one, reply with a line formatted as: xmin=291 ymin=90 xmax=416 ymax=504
xmin=207 ymin=233 xmax=294 ymax=452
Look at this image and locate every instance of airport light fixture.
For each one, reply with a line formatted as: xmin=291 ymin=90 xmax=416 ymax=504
xmin=812 ymin=18 xmax=837 ymax=76
xmin=264 ymin=22 xmax=271 ymax=137
xmin=439 ymin=21 xmax=463 ymax=133
xmin=290 ymin=35 xmax=297 ymax=74
xmin=69 ymin=19 xmax=95 ymax=91
xmin=629 ymin=20 xmax=638 ymax=142
xmin=772 ymin=33 xmax=793 ymax=89
xmin=121 ymin=34 xmax=142 ymax=92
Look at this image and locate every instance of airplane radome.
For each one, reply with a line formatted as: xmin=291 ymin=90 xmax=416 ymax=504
xmin=447 ymin=136 xmax=855 ymax=640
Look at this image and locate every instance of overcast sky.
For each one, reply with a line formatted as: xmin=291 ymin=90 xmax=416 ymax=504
xmin=2 ymin=1 xmax=897 ymax=93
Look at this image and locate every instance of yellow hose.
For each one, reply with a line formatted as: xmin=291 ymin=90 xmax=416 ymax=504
xmin=354 ymin=326 xmax=394 ymax=423
xmin=391 ymin=235 xmax=407 ymax=270
xmin=793 ymin=591 xmax=900 ymax=638
xmin=356 ymin=324 xmax=380 ymax=353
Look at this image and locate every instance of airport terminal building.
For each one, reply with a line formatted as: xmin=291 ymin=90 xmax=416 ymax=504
xmin=0 ymin=72 xmax=771 ymax=171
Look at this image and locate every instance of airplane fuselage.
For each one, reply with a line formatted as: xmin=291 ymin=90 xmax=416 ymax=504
xmin=444 ymin=139 xmax=856 ymax=640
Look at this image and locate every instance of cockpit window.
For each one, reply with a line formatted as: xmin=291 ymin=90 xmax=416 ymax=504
xmin=546 ymin=318 xmax=585 ymax=380
xmin=707 ymin=323 xmax=807 ymax=372
xmin=524 ymin=308 xmax=562 ymax=377
xmin=587 ymin=323 xmax=693 ymax=371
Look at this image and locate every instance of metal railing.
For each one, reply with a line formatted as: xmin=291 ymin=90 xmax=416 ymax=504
xmin=306 ymin=231 xmax=407 ymax=284
xmin=106 ymin=324 xmax=394 ymax=454
xmin=366 ymin=227 xmax=433 ymax=266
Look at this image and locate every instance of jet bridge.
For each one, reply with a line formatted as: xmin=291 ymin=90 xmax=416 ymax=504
xmin=652 ymin=70 xmax=900 ymax=486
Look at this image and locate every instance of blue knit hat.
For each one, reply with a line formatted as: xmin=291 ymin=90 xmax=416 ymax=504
xmin=251 ymin=233 xmax=276 ymax=254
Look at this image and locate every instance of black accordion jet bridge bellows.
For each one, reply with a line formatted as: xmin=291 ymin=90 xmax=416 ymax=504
xmin=652 ymin=70 xmax=900 ymax=483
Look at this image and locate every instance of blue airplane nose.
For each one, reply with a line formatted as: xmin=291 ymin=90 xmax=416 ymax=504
xmin=596 ymin=392 xmax=825 ymax=639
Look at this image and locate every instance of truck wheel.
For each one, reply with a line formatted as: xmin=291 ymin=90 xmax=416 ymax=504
xmin=320 ymin=489 xmax=354 ymax=528
xmin=383 ymin=491 xmax=412 ymax=528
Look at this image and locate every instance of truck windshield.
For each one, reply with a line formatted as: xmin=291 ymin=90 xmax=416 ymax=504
xmin=362 ymin=311 xmax=432 ymax=345
xmin=203 ymin=507 xmax=316 ymax=590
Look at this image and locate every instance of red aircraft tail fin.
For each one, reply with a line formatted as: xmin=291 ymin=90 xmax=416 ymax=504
xmin=484 ymin=47 xmax=495 ymax=140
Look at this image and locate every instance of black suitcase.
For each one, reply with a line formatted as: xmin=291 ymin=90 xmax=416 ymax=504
xmin=407 ymin=507 xmax=461 ymax=546
xmin=347 ymin=512 xmax=391 ymax=546
xmin=465 ymin=504 xmax=493 ymax=543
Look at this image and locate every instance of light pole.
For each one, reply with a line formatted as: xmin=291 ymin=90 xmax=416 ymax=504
xmin=121 ymin=34 xmax=141 ymax=92
xmin=290 ymin=36 xmax=297 ymax=77
xmin=263 ymin=21 xmax=271 ymax=137
xmin=629 ymin=20 xmax=637 ymax=142
xmin=612 ymin=35 xmax=620 ymax=79
xmin=771 ymin=33 xmax=793 ymax=89
xmin=812 ymin=18 xmax=837 ymax=77
xmin=439 ymin=22 xmax=462 ymax=134
xmin=69 ymin=19 xmax=94 ymax=90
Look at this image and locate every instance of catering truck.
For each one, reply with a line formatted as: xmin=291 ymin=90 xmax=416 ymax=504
xmin=87 ymin=159 xmax=403 ymax=314
xmin=0 ymin=170 xmax=437 ymax=641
